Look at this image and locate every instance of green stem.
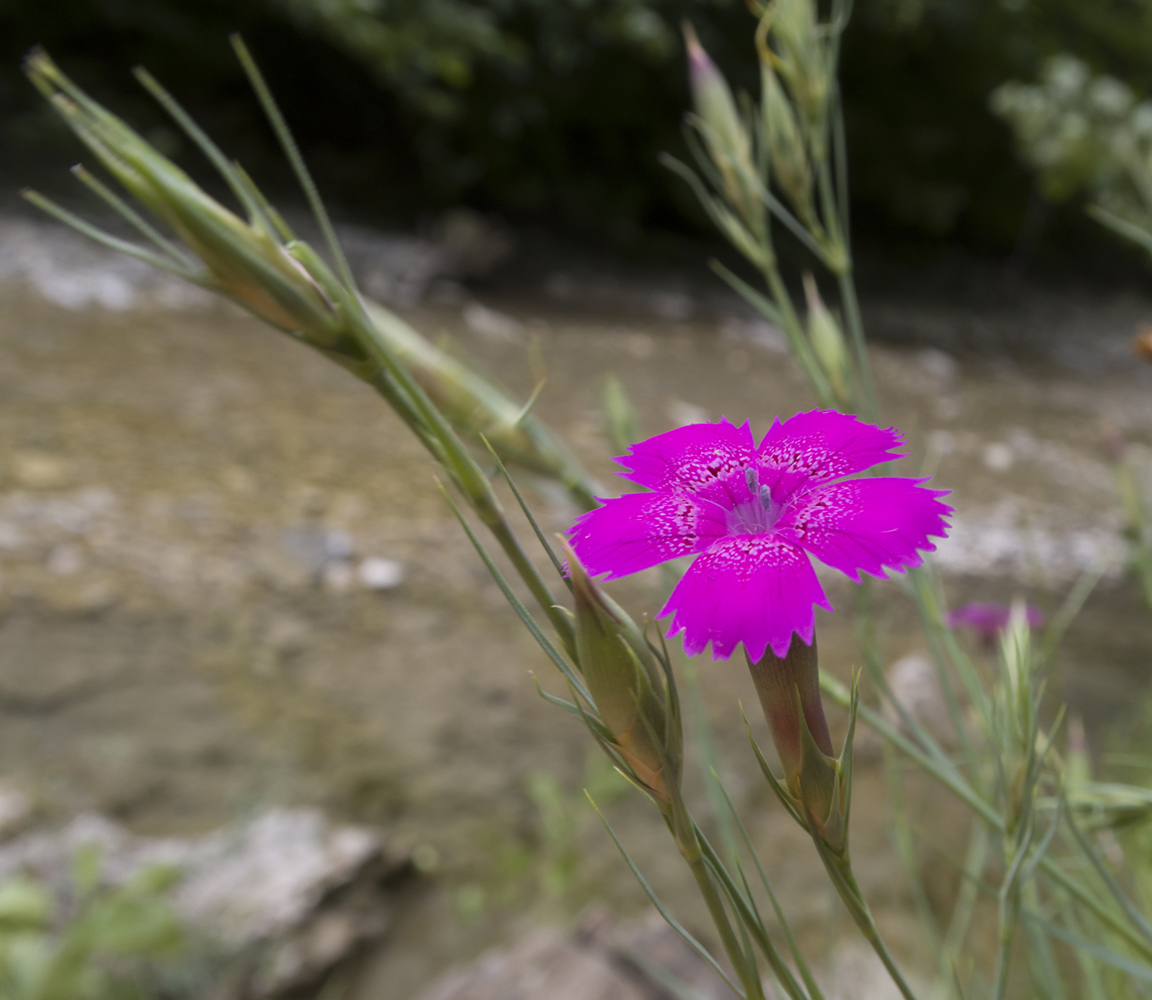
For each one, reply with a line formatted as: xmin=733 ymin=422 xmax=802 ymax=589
xmin=486 ymin=517 xmax=576 ymax=658
xmin=680 ymin=833 xmax=766 ymax=1000
xmin=819 ymin=674 xmax=1152 ymax=966
xmin=943 ymin=821 xmax=990 ymax=968
xmin=836 ymin=268 xmax=877 ymax=421
xmin=694 ymin=826 xmax=815 ymax=1000
xmin=761 ymin=264 xmax=835 ymax=406
xmin=993 ymin=886 xmax=1020 ymax=1000
xmin=823 ymin=850 xmax=921 ymax=1000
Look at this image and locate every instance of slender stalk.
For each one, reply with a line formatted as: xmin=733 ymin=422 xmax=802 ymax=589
xmin=820 ymin=674 xmax=1152 ymax=965
xmin=943 ymin=822 xmax=990 ymax=966
xmin=819 ymin=846 xmax=921 ymax=1000
xmin=694 ymin=825 xmax=814 ymax=1000
xmin=486 ymin=518 xmax=576 ymax=657
xmin=761 ymin=263 xmax=834 ymax=405
xmin=679 ymin=830 xmax=767 ymax=1000
xmin=880 ymin=739 xmax=949 ymax=988
xmin=836 ymin=269 xmax=877 ymax=421
xmin=992 ymin=888 xmax=1019 ymax=1000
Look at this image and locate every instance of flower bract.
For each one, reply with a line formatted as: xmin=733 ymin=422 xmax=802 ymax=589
xmin=569 ymin=410 xmax=952 ymax=661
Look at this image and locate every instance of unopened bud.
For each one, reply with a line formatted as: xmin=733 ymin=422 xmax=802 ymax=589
xmin=762 ymin=63 xmax=812 ymax=214
xmin=24 ymin=51 xmax=340 ymax=343
xmin=746 ymin=635 xmax=832 ymax=780
xmin=803 ymin=274 xmax=851 ymax=406
xmin=568 ymin=545 xmax=677 ymax=805
xmin=746 ymin=634 xmax=851 ymax=854
xmin=684 ymin=23 xmax=749 ymax=168
xmin=683 ymin=22 xmax=756 ymax=219
xmin=770 ymin=0 xmax=829 ymax=132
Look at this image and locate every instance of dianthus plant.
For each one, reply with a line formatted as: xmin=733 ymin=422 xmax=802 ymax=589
xmin=570 ymin=410 xmax=952 ymax=662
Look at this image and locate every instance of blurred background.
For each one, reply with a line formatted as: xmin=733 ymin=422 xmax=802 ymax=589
xmin=5 ymin=0 xmax=1152 ymax=271
xmin=2 ymin=2 xmax=1152 ymax=1000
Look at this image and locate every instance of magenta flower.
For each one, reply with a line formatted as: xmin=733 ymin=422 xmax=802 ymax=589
xmin=946 ymin=602 xmax=1045 ymax=642
xmin=569 ymin=411 xmax=952 ymax=661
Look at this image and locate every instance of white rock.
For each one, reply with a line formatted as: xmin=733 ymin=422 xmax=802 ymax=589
xmin=357 ymin=557 xmax=405 ymax=590
xmin=982 ymin=441 xmax=1015 ymax=471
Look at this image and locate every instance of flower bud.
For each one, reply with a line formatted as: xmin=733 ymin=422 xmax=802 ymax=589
xmin=746 ymin=634 xmax=851 ymax=854
xmin=683 ymin=23 xmax=757 ymax=220
xmin=24 ymin=50 xmax=340 ymax=344
xmin=684 ymin=23 xmax=749 ymax=170
xmin=761 ymin=62 xmax=813 ymax=215
xmin=803 ymin=274 xmax=851 ymax=407
xmin=567 ymin=545 xmax=677 ymax=806
xmin=770 ymin=0 xmax=829 ymax=134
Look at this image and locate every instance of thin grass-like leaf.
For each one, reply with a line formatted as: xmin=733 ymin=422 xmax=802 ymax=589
xmin=943 ymin=822 xmax=991 ymax=964
xmin=131 ymin=67 xmax=273 ymax=234
xmin=1023 ymin=910 xmax=1152 ymax=983
xmin=529 ymin=673 xmax=614 ymax=741
xmin=1063 ymin=790 xmax=1152 ymax=946
xmin=233 ymin=162 xmax=297 ymax=242
xmin=21 ymin=189 xmax=198 ymax=279
xmin=829 ymin=83 xmax=850 ymax=243
xmin=682 ymin=658 xmax=738 ymax=856
xmin=437 ymin=482 xmax=590 ymax=703
xmin=481 ymin=436 xmax=568 ymax=584
xmin=1038 ymin=562 xmax=1107 ymax=667
xmin=513 ymin=378 xmax=547 ymax=426
xmin=230 ymin=34 xmax=357 ymax=294
xmin=1021 ymin=881 xmax=1066 ymax=1000
xmin=862 ymin=627 xmax=958 ymax=774
xmin=711 ymin=768 xmax=826 ymax=1000
xmin=1088 ymin=205 xmax=1152 ymax=257
xmin=709 ymin=260 xmax=784 ymax=326
xmin=585 ymin=793 xmax=744 ymax=998
xmin=742 ymin=707 xmax=804 ymax=827
xmin=693 ymin=826 xmax=810 ymax=1000
xmin=618 ymin=948 xmax=717 ymax=1000
xmin=69 ymin=164 xmax=193 ymax=266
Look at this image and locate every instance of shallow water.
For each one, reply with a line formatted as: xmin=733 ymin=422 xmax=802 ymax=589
xmin=1 ymin=231 xmax=1152 ymax=996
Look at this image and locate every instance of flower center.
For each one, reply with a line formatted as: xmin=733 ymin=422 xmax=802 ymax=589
xmin=727 ymin=466 xmax=783 ymax=535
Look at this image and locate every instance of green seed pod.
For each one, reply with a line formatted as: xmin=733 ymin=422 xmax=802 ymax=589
xmin=683 ymin=22 xmax=759 ymax=220
xmin=762 ymin=62 xmax=813 ymax=214
xmin=684 ymin=23 xmax=750 ymax=173
xmin=567 ymin=545 xmax=676 ymax=804
xmin=772 ymin=0 xmax=829 ymax=131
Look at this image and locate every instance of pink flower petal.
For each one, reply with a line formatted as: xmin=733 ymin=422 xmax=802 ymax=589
xmin=615 ymin=418 xmax=755 ymax=507
xmin=658 ymin=535 xmax=832 ymax=660
xmin=757 ymin=410 xmax=907 ymax=501
xmin=569 ymin=492 xmax=727 ymax=579
xmin=776 ymin=477 xmax=952 ymax=583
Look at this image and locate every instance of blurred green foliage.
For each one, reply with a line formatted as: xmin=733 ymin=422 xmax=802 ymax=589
xmin=994 ymin=54 xmax=1152 ymax=260
xmin=0 ymin=847 xmax=182 ymax=1000
xmin=5 ymin=0 xmax=1152 ymax=251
